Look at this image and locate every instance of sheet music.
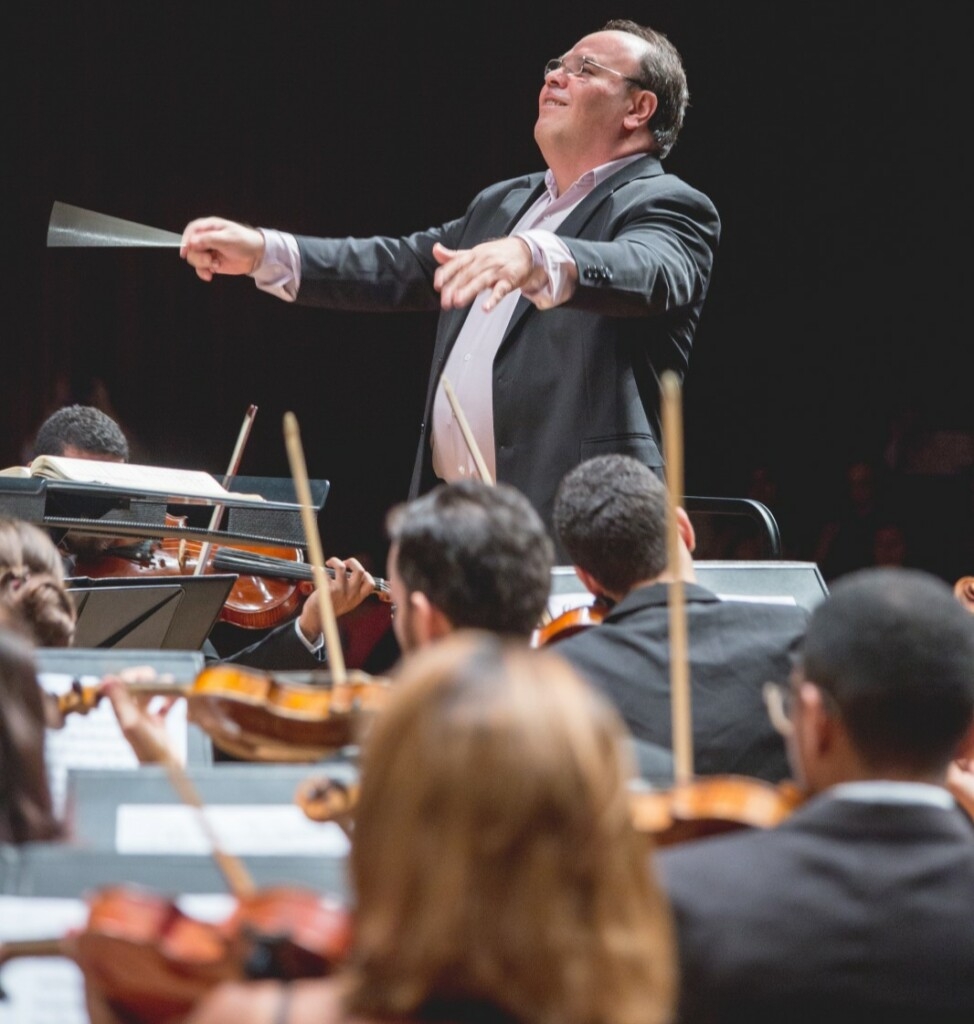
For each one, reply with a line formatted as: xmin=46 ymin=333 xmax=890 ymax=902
xmin=0 ymin=898 xmax=88 ymax=1024
xmin=115 ymin=805 xmax=350 ymax=856
xmin=0 ymin=894 xmax=235 ymax=1024
xmin=29 ymin=456 xmax=264 ymax=503
xmin=39 ymin=672 xmax=188 ymax=818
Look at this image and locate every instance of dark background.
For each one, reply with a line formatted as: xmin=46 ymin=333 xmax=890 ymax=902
xmin=9 ymin=2 xmax=971 ymax=582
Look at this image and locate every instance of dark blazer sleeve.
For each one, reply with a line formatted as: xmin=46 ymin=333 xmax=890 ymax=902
xmin=219 ymin=620 xmax=325 ymax=671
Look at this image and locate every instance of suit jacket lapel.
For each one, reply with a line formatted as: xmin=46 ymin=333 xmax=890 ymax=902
xmin=499 ymin=154 xmax=665 ymax=349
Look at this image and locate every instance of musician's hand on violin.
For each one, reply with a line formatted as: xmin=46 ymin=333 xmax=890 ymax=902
xmin=180 ymin=217 xmax=265 ymax=282
xmin=297 ymin=557 xmax=376 ymax=643
xmin=99 ymin=669 xmax=180 ymax=765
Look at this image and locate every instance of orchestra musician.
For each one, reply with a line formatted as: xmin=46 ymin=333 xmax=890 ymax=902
xmin=656 ymin=567 xmax=974 ymax=1023
xmin=23 ymin=404 xmax=379 ymax=672
xmin=550 ymin=455 xmax=808 ymax=782
xmin=383 ymin=479 xmax=554 ymax=653
xmin=154 ymin=631 xmax=678 ymax=1024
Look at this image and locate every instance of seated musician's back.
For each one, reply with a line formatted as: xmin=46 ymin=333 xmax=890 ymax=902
xmin=550 ymin=455 xmax=807 ymax=782
xmin=656 ymin=567 xmax=974 ymax=1023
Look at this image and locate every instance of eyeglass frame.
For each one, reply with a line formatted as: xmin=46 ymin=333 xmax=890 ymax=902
xmin=544 ymin=55 xmax=647 ymax=89
xmin=762 ymin=680 xmax=797 ymax=737
xmin=763 ymin=677 xmax=840 ymax=737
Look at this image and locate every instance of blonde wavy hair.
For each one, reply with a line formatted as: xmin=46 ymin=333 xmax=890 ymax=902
xmin=345 ymin=630 xmax=676 ymax=1024
xmin=0 ymin=518 xmax=76 ymax=647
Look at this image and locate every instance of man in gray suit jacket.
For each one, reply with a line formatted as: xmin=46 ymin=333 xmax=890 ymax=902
xmin=656 ymin=567 xmax=974 ymax=1023
xmin=179 ymin=20 xmax=719 ymax=535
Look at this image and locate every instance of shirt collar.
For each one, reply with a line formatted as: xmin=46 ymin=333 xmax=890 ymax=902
xmin=543 ymin=152 xmax=647 ymax=200
xmin=830 ymin=780 xmax=957 ymax=810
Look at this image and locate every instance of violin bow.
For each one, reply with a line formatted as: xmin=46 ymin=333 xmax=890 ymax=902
xmin=661 ymin=371 xmax=694 ymax=787
xmin=191 ymin=404 xmax=259 ymax=576
xmin=283 ymin=411 xmax=347 ymax=685
xmin=440 ymin=374 xmax=494 ymax=485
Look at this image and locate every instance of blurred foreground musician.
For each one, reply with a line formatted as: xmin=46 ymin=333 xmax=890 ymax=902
xmin=144 ymin=632 xmax=678 ymax=1024
xmin=657 ymin=567 xmax=974 ymax=1024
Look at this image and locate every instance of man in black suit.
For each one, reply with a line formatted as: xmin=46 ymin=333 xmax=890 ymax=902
xmin=179 ymin=20 xmax=719 ymax=536
xmin=657 ymin=567 xmax=974 ymax=1023
xmin=550 ymin=454 xmax=806 ymax=782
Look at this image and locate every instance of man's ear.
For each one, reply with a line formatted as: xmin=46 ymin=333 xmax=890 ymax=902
xmin=574 ymin=565 xmax=607 ymax=600
xmin=624 ymin=89 xmax=658 ymax=131
xmin=955 ymin=716 xmax=974 ymax=760
xmin=410 ymin=591 xmax=453 ymax=645
xmin=676 ymin=506 xmax=696 ymax=554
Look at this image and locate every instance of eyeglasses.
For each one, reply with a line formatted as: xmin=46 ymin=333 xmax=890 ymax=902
xmin=544 ymin=55 xmax=646 ymax=88
xmin=762 ymin=681 xmax=796 ymax=737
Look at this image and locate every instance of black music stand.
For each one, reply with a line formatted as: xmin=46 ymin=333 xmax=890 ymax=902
xmin=66 ymin=575 xmax=236 ymax=649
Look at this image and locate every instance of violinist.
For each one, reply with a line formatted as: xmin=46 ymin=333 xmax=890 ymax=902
xmin=656 ymin=567 xmax=974 ymax=1023
xmin=550 ymin=455 xmax=808 ymax=782
xmin=25 ymin=405 xmax=380 ymax=673
xmin=383 ymin=479 xmax=554 ymax=653
xmin=158 ymin=631 xmax=677 ymax=1024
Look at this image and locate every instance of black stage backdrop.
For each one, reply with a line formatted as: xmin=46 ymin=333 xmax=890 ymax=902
xmin=9 ymin=2 xmax=970 ymax=577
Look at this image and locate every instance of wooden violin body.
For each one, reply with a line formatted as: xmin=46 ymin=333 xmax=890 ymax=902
xmin=72 ymin=513 xmax=311 ymax=631
xmin=629 ymin=776 xmax=805 ymax=846
xmin=59 ymin=665 xmax=392 ymax=763
xmin=531 ymin=596 xmax=612 ymax=646
xmin=0 ymin=884 xmax=352 ymax=1024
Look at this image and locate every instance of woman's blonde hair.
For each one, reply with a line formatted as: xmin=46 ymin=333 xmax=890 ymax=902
xmin=346 ymin=630 xmax=676 ymax=1024
xmin=0 ymin=518 xmax=75 ymax=647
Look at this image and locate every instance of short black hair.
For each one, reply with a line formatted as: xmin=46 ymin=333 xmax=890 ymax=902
xmin=386 ymin=481 xmax=554 ymax=638
xmin=800 ymin=567 xmax=974 ymax=774
xmin=32 ymin=405 xmax=129 ymax=461
xmin=553 ymin=455 xmax=668 ymax=593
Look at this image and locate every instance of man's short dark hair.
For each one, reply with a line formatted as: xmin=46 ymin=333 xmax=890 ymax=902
xmin=386 ymin=481 xmax=554 ymax=638
xmin=553 ymin=455 xmax=668 ymax=594
xmin=32 ymin=405 xmax=129 ymax=461
xmin=800 ymin=567 xmax=974 ymax=775
xmin=602 ymin=19 xmax=689 ymax=158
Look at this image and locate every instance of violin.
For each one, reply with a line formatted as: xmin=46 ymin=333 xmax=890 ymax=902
xmin=531 ymin=595 xmax=612 ymax=646
xmin=292 ymin=765 xmax=805 ymax=847
xmin=629 ymin=776 xmax=805 ymax=846
xmin=59 ymin=664 xmax=391 ymax=762
xmin=73 ymin=516 xmax=392 ymax=631
xmin=0 ymin=877 xmax=351 ymax=1023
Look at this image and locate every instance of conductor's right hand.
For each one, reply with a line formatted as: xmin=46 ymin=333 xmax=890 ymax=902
xmin=180 ymin=217 xmax=265 ymax=282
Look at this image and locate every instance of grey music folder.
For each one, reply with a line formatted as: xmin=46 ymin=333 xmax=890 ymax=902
xmin=66 ymin=574 xmax=236 ymax=649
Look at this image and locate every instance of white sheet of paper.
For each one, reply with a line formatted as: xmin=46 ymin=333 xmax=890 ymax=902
xmin=115 ymin=804 xmax=350 ymax=856
xmin=0 ymin=897 xmax=88 ymax=1024
xmin=39 ymin=672 xmax=188 ymax=817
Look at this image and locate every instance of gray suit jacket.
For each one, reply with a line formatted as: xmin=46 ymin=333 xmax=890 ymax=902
xmin=295 ymin=155 xmax=719 ymax=529
xmin=657 ymin=794 xmax=974 ymax=1023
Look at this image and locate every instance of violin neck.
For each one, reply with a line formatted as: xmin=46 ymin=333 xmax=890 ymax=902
xmin=0 ymin=937 xmax=64 ymax=965
xmin=212 ymin=549 xmax=391 ymax=598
